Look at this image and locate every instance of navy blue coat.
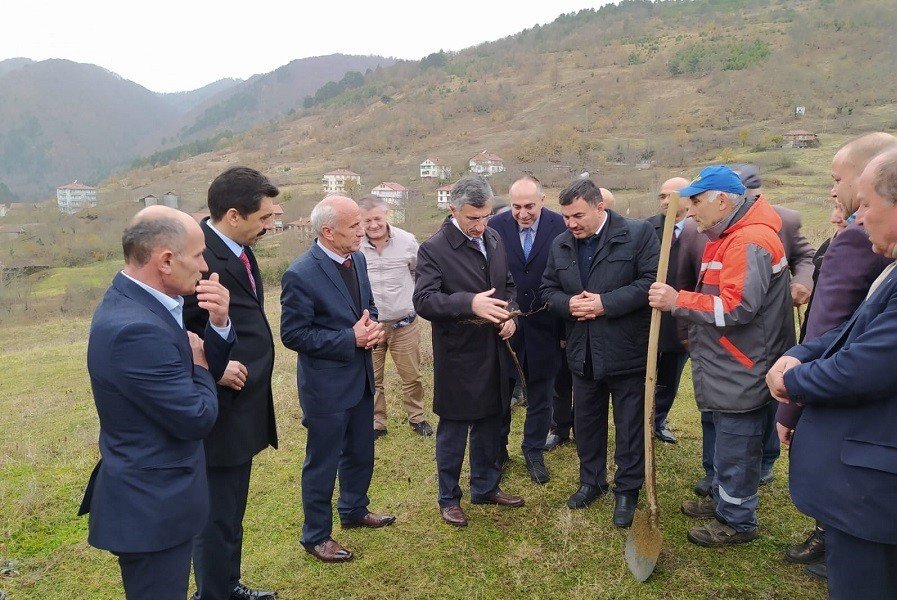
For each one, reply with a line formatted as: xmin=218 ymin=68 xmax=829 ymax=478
xmin=280 ymin=242 xmax=377 ymax=416
xmin=540 ymin=210 xmax=659 ymax=379
xmin=490 ymin=208 xmax=567 ymax=381
xmin=80 ymin=272 xmax=235 ymax=553
xmin=784 ymin=267 xmax=897 ymax=544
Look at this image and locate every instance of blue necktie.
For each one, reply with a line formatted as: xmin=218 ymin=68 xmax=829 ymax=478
xmin=522 ymin=227 xmax=534 ymax=261
xmin=475 ymin=237 xmax=487 ymax=259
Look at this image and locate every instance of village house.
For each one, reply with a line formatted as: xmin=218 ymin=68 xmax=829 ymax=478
xmin=0 ymin=204 xmax=8 ymax=218
xmin=437 ymin=183 xmax=454 ymax=209
xmin=782 ymin=130 xmax=820 ymax=148
xmin=469 ymin=151 xmax=505 ymax=176
xmin=286 ymin=217 xmax=312 ymax=233
xmin=56 ymin=181 xmax=98 ymax=214
xmin=272 ymin=203 xmax=285 ymax=232
xmin=420 ymin=158 xmax=452 ymax=180
xmin=371 ymin=182 xmax=408 ymax=205
xmin=322 ymin=169 xmax=361 ymax=194
xmin=138 ymin=194 xmax=159 ymax=207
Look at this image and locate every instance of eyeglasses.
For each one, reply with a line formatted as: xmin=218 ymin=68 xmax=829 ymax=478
xmin=460 ymin=214 xmax=491 ymax=224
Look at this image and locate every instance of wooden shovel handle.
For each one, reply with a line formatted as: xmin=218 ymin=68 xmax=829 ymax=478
xmin=643 ymin=193 xmax=681 ymax=515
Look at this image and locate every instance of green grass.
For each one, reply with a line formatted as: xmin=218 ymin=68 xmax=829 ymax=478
xmin=0 ymin=297 xmax=825 ymax=599
xmin=30 ymin=260 xmax=122 ymax=298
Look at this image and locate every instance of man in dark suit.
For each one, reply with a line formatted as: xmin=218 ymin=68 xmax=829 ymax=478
xmin=541 ymin=178 xmax=659 ymax=527
xmin=645 ymin=177 xmax=697 ymax=444
xmin=280 ymin=195 xmax=394 ymax=563
xmin=766 ymin=148 xmax=897 ymax=599
xmin=80 ymin=205 xmax=235 ymax=599
xmin=184 ymin=167 xmax=279 ymax=600
xmin=414 ymin=175 xmax=525 ymax=527
xmin=490 ymin=174 xmax=567 ymax=483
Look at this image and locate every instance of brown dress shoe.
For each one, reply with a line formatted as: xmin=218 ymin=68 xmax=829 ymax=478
xmin=304 ymin=538 xmax=354 ymax=563
xmin=341 ymin=512 xmax=396 ymax=529
xmin=472 ymin=490 xmax=525 ymax=507
xmin=441 ymin=505 xmax=468 ymax=527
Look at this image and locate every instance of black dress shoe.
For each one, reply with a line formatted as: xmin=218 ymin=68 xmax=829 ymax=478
xmin=545 ymin=432 xmax=570 ymax=451
xmin=785 ymin=527 xmax=825 ymax=564
xmin=804 ymin=562 xmax=827 ymax=580
xmin=694 ymin=474 xmax=713 ymax=497
xmin=566 ymin=484 xmax=606 ymax=509
xmin=655 ymin=427 xmax=677 ymax=444
xmin=525 ymin=456 xmax=550 ymax=484
xmin=759 ymin=469 xmax=774 ymax=485
xmin=410 ymin=420 xmax=433 ymax=436
xmin=231 ymin=582 xmax=277 ymax=599
xmin=613 ymin=494 xmax=638 ymax=528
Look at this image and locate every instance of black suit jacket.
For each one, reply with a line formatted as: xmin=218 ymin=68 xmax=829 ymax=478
xmin=184 ymin=219 xmax=278 ymax=467
xmin=490 ymin=208 xmax=567 ymax=381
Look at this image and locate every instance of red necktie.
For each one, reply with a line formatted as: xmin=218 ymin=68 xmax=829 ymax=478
xmin=343 ymin=257 xmax=352 ymax=269
xmin=239 ymin=250 xmax=257 ymax=296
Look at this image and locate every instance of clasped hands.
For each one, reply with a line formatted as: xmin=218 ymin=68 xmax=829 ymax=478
xmin=471 ymin=288 xmax=516 ymax=340
xmin=354 ymin=309 xmax=386 ymax=349
xmin=568 ymin=291 xmax=604 ymax=321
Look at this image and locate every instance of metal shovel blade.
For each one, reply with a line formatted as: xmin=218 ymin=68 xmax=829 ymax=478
xmin=625 ymin=507 xmax=662 ymax=582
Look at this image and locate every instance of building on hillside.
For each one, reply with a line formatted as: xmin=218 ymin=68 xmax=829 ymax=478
xmin=0 ymin=224 xmax=25 ymax=240
xmin=286 ymin=217 xmax=312 ymax=232
xmin=0 ymin=204 xmax=8 ymax=218
xmin=272 ymin=203 xmax=284 ymax=231
xmin=420 ymin=158 xmax=452 ymax=180
xmin=322 ymin=169 xmax=361 ymax=194
xmin=371 ymin=182 xmax=408 ymax=205
xmin=437 ymin=183 xmax=454 ymax=210
xmin=162 ymin=191 xmax=180 ymax=208
xmin=469 ymin=151 xmax=505 ymax=176
xmin=782 ymin=130 xmax=819 ymax=148
xmin=56 ymin=181 xmax=97 ymax=214
xmin=139 ymin=194 xmax=159 ymax=207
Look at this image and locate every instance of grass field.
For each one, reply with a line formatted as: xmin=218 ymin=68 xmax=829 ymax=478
xmin=0 ymin=291 xmax=827 ymax=599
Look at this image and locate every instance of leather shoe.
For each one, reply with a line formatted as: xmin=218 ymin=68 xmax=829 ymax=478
xmin=694 ymin=474 xmax=713 ymax=497
xmin=545 ymin=432 xmax=570 ymax=451
xmin=410 ymin=420 xmax=433 ymax=436
xmin=441 ymin=504 xmax=468 ymax=527
xmin=525 ymin=456 xmax=550 ymax=484
xmin=566 ymin=484 xmax=606 ymax=509
xmin=230 ymin=582 xmax=277 ymax=600
xmin=804 ymin=562 xmax=827 ymax=580
xmin=655 ymin=427 xmax=677 ymax=444
xmin=341 ymin=512 xmax=396 ymax=529
xmin=613 ymin=494 xmax=638 ymax=528
xmin=472 ymin=490 xmax=524 ymax=507
xmin=303 ymin=538 xmax=353 ymax=563
xmin=785 ymin=527 xmax=825 ymax=564
xmin=759 ymin=469 xmax=774 ymax=485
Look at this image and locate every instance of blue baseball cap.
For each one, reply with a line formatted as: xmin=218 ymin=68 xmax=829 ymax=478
xmin=678 ymin=165 xmax=746 ymax=198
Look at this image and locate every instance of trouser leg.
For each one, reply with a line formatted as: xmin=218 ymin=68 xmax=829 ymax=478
xmin=390 ymin=320 xmax=425 ymax=424
xmin=711 ymin=408 xmax=764 ymax=532
xmin=372 ymin=328 xmax=392 ymax=430
xmin=826 ymin=525 xmax=897 ymax=600
xmin=701 ymin=410 xmax=715 ymax=477
xmin=117 ymin=539 xmax=192 ymax=600
xmin=760 ymin=400 xmax=781 ymax=474
xmin=608 ymin=373 xmax=645 ymax=497
xmin=436 ymin=418 xmax=468 ymax=507
xmin=301 ymin=409 xmax=350 ymax=545
xmin=337 ymin=394 xmax=375 ymax=523
xmin=469 ymin=413 xmax=503 ymax=500
xmin=550 ymin=353 xmax=574 ymax=438
xmin=654 ymin=351 xmax=688 ymax=431
xmin=571 ymin=374 xmax=609 ymax=489
xmin=521 ymin=377 xmax=554 ymax=459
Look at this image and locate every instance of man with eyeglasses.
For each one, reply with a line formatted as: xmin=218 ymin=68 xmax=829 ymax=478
xmin=413 ymin=175 xmax=525 ymax=527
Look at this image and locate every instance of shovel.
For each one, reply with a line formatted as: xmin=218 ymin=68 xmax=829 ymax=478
xmin=625 ymin=192 xmax=680 ymax=581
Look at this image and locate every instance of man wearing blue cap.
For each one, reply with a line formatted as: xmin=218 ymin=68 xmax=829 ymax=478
xmin=649 ymin=165 xmax=793 ymax=547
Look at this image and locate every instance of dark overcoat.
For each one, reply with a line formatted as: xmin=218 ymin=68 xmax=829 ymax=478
xmin=489 ymin=207 xmax=567 ymax=381
xmin=413 ymin=219 xmax=517 ymax=420
xmin=184 ymin=219 xmax=278 ymax=467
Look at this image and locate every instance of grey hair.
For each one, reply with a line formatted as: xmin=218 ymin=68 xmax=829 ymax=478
xmin=122 ymin=216 xmax=186 ymax=267
xmin=451 ymin=175 xmax=493 ymax=210
xmin=358 ymin=194 xmax=388 ymax=211
xmin=310 ymin=200 xmax=339 ymax=233
xmin=869 ymin=150 xmax=897 ymax=206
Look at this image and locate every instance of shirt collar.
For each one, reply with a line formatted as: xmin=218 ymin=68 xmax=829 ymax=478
xmin=519 ymin=215 xmax=540 ymax=234
xmin=121 ymin=271 xmax=184 ymax=327
xmin=206 ymin=219 xmax=244 ymax=257
xmin=316 ymin=239 xmax=350 ymax=263
xmin=363 ymin=225 xmax=391 ymax=249
xmin=451 ymin=217 xmax=483 ymax=242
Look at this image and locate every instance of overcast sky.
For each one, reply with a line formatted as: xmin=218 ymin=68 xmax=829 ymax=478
xmin=2 ymin=1 xmax=613 ymax=93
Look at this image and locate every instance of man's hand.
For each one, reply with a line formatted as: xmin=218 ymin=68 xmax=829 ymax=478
xmin=777 ymin=422 xmax=794 ymax=446
xmin=188 ymin=331 xmax=208 ymax=370
xmin=472 ymin=288 xmax=510 ymax=324
xmin=354 ymin=309 xmax=386 ymax=349
xmin=648 ymin=282 xmax=679 ymax=312
xmin=218 ymin=360 xmax=248 ymax=391
xmin=766 ymin=355 xmax=802 ymax=403
xmin=791 ymin=282 xmax=811 ymax=307
xmin=569 ymin=291 xmax=602 ymax=320
xmin=196 ymin=272 xmax=230 ymax=328
xmin=498 ymin=318 xmax=516 ymax=340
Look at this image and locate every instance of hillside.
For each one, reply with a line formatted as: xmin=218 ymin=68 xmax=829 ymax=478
xmin=0 ymin=55 xmax=392 ymax=201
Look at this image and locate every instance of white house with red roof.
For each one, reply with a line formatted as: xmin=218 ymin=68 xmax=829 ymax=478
xmin=322 ymin=169 xmax=361 ymax=194
xmin=272 ymin=203 xmax=285 ymax=231
xmin=371 ymin=181 xmax=408 ymax=205
xmin=469 ymin=151 xmax=505 ymax=176
xmin=420 ymin=157 xmax=452 ymax=180
xmin=56 ymin=180 xmax=97 ymax=214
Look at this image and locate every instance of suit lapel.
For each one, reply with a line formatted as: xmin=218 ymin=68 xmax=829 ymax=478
xmin=824 ymin=271 xmax=897 ymax=357
xmin=201 ymin=219 xmax=260 ymax=305
xmin=312 ymin=243 xmax=360 ymax=317
xmin=525 ymin=209 xmax=553 ymax=266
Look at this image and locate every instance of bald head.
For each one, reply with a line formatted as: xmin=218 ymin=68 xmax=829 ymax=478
xmin=509 ymin=177 xmax=545 ymax=228
xmin=599 ymin=188 xmax=615 ymax=210
xmin=312 ymin=195 xmax=364 ymax=255
xmin=123 ymin=205 xmax=197 ymax=266
xmin=833 ymin=132 xmax=897 ymax=213
xmin=659 ymin=177 xmax=690 ymax=220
